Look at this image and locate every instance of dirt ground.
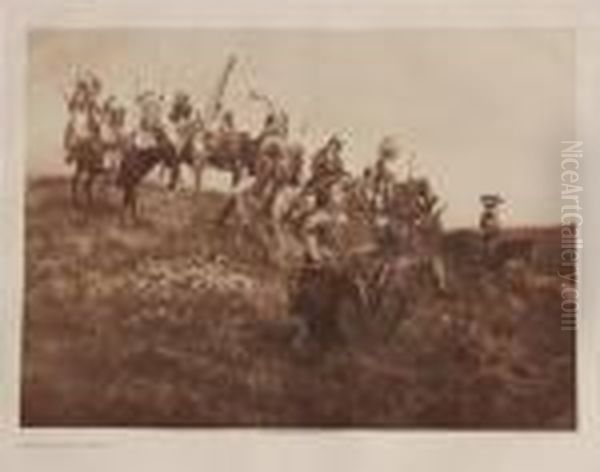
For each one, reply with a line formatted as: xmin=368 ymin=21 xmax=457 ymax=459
xmin=21 ymin=177 xmax=576 ymax=428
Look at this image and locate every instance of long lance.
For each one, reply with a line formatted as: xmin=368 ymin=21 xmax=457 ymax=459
xmin=205 ymin=54 xmax=238 ymax=124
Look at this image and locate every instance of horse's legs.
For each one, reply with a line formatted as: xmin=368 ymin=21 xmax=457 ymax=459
xmin=158 ymin=162 xmax=167 ymax=184
xmin=255 ymin=221 xmax=275 ymax=264
xmin=271 ymin=219 xmax=286 ymax=264
xmin=231 ymin=163 xmax=243 ymax=188
xmin=120 ymin=187 xmax=130 ymax=225
xmin=216 ymin=195 xmax=237 ymax=227
xmin=71 ymin=164 xmax=82 ymax=208
xmin=167 ymin=158 xmax=181 ymax=192
xmin=168 ymin=166 xmax=178 ymax=191
xmin=83 ymin=170 xmax=96 ymax=208
xmin=121 ymin=185 xmax=137 ymax=225
xmin=130 ymin=187 xmax=139 ymax=222
xmin=193 ymin=156 xmax=206 ymax=194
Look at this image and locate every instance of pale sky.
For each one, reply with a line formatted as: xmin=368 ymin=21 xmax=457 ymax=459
xmin=27 ymin=29 xmax=574 ymax=227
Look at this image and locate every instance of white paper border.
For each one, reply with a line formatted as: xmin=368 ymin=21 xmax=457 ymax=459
xmin=1 ymin=1 xmax=598 ymax=470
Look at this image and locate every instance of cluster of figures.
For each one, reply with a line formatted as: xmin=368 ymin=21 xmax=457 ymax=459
xmin=61 ymin=68 xmax=518 ymax=347
xmin=63 ymin=68 xmax=506 ymax=273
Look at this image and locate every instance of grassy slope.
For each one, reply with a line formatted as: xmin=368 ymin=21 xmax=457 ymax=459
xmin=21 ymin=177 xmax=576 ymax=428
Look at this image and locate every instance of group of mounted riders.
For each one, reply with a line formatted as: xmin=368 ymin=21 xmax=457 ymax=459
xmin=61 ymin=69 xmax=521 ymax=347
xmin=62 ymin=69 xmax=447 ymax=269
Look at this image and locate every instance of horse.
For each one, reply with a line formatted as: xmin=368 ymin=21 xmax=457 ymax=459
xmin=170 ymin=125 xmax=260 ymax=193
xmin=64 ymin=99 xmax=132 ymax=210
xmin=115 ymin=131 xmax=178 ymax=223
xmin=288 ymin=179 xmax=447 ymax=347
xmin=64 ymin=104 xmax=105 ymax=209
xmin=368 ymin=177 xmax=448 ymax=293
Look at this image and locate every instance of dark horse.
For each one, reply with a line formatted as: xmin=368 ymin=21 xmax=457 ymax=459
xmin=115 ymin=132 xmax=178 ymax=222
xmin=170 ymin=128 xmax=260 ymax=192
xmin=64 ymin=105 xmax=106 ymax=209
xmin=67 ymin=139 xmax=105 ymax=208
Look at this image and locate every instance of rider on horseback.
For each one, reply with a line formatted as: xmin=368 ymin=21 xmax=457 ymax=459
xmin=63 ymin=70 xmax=103 ymax=164
xmin=371 ymin=135 xmax=407 ymax=213
xmin=63 ymin=70 xmax=115 ymax=207
xmin=303 ymin=134 xmax=346 ymax=196
xmin=168 ymin=90 xmax=200 ymax=155
xmin=293 ymin=135 xmax=349 ymax=263
xmin=66 ymin=70 xmax=102 ymax=113
xmin=134 ymin=90 xmax=169 ymax=150
xmin=99 ymin=95 xmax=127 ymax=173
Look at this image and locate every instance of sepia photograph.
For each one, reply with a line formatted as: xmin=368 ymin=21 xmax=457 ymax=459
xmin=20 ymin=27 xmax=577 ymax=429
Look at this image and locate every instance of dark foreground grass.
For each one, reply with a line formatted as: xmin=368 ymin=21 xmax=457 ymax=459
xmin=21 ymin=177 xmax=576 ymax=428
